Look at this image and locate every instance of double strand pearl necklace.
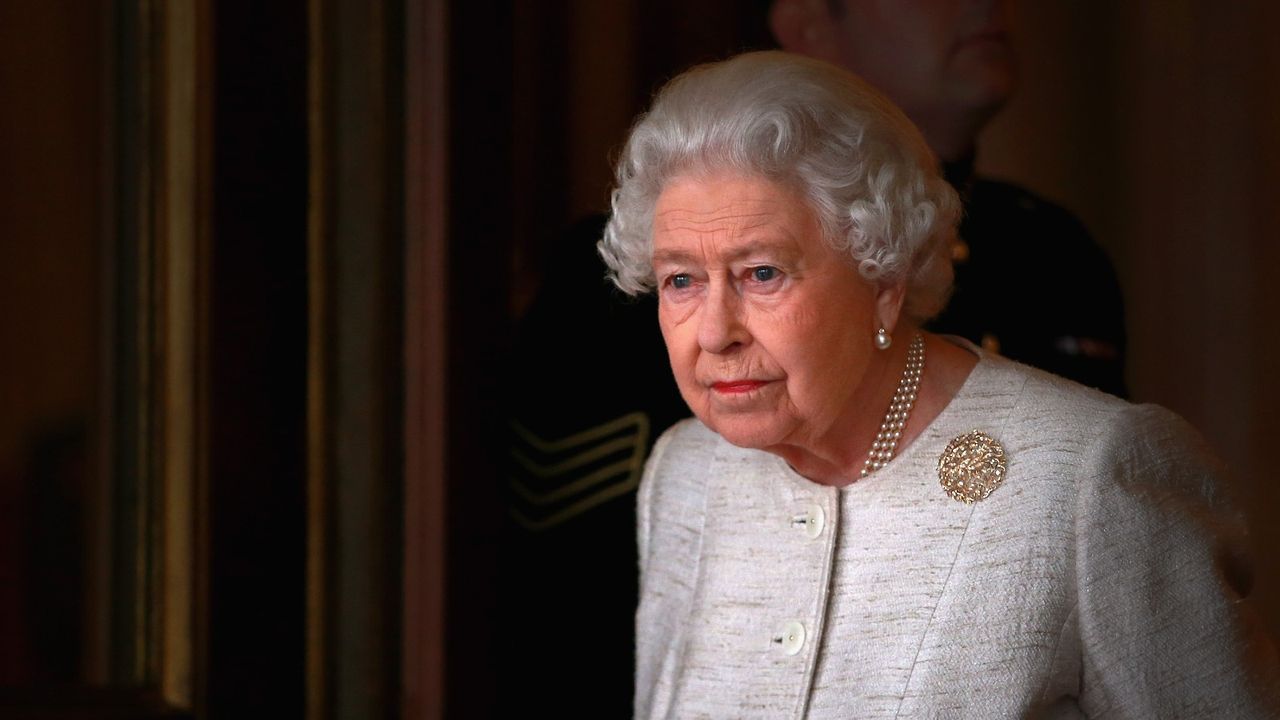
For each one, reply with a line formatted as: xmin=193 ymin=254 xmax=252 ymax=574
xmin=860 ymin=333 xmax=925 ymax=478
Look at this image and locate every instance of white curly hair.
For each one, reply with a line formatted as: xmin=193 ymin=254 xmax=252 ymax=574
xmin=598 ymin=51 xmax=961 ymax=322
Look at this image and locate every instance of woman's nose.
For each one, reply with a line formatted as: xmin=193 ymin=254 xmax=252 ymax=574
xmin=697 ymin=282 xmax=748 ymax=353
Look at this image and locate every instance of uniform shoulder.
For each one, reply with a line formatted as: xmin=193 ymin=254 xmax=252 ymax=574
xmin=970 ymin=177 xmax=1084 ymax=225
xmin=967 ymin=177 xmax=1102 ymax=252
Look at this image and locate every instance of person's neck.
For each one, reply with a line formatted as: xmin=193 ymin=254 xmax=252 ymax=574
xmin=921 ymin=113 xmax=977 ymax=163
xmin=766 ymin=335 xmax=914 ymax=487
xmin=920 ymin=117 xmax=980 ymax=200
xmin=943 ymin=150 xmax=978 ymax=198
xmin=768 ymin=334 xmax=979 ymax=488
xmin=912 ymin=108 xmax=988 ymax=170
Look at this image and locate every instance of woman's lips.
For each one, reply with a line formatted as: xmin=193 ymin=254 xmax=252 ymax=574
xmin=711 ymin=380 xmax=770 ymax=394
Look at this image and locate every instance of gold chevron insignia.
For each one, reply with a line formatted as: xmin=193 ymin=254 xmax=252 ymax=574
xmin=507 ymin=412 xmax=650 ymax=532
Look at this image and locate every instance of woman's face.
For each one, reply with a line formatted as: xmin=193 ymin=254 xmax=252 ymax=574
xmin=652 ymin=173 xmax=883 ymax=452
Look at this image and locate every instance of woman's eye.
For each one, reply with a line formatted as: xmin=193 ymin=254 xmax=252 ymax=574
xmin=669 ymin=273 xmax=692 ymax=289
xmin=750 ymin=266 xmax=779 ymax=282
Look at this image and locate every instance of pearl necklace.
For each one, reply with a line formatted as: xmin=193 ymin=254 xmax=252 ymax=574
xmin=860 ymin=333 xmax=925 ymax=478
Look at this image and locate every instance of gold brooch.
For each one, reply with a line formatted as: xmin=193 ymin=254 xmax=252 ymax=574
xmin=938 ymin=430 xmax=1007 ymax=503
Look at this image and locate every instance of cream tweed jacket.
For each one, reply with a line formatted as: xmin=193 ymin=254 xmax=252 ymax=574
xmin=635 ymin=352 xmax=1280 ymax=719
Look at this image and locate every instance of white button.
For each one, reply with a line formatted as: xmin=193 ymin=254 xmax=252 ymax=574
xmin=791 ymin=504 xmax=825 ymax=539
xmin=777 ymin=621 xmax=805 ymax=656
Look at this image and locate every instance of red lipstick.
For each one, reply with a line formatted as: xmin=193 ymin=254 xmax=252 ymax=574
xmin=711 ymin=380 xmax=769 ymax=394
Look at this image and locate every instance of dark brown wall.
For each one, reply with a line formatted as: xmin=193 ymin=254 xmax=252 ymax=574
xmin=0 ymin=0 xmax=106 ymax=686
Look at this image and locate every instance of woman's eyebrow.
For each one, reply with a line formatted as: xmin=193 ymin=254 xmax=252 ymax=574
xmin=652 ymin=239 xmax=798 ymax=267
xmin=721 ymin=238 xmax=797 ymax=263
xmin=651 ymin=248 xmax=698 ymax=267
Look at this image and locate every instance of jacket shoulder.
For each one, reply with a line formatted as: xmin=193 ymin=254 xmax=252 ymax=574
xmin=636 ymin=418 xmax=720 ymax=568
xmin=641 ymin=419 xmax=723 ymax=513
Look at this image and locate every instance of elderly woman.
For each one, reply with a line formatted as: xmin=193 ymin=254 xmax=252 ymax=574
xmin=598 ymin=52 xmax=1279 ymax=718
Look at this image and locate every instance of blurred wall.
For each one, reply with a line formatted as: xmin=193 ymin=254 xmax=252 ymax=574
xmin=0 ymin=0 xmax=106 ymax=685
xmin=0 ymin=3 xmax=104 ymax=505
xmin=980 ymin=0 xmax=1280 ymax=636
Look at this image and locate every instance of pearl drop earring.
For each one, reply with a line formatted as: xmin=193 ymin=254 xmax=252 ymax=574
xmin=874 ymin=327 xmax=892 ymax=350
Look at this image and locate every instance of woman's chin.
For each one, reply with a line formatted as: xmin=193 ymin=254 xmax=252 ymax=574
xmin=699 ymin=413 xmax=784 ymax=451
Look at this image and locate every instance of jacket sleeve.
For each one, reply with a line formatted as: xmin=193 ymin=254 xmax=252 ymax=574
xmin=634 ymin=419 xmax=720 ymax=719
xmin=637 ymin=425 xmax=675 ymax=585
xmin=1075 ymin=404 xmax=1280 ymax=718
xmin=635 ymin=422 xmax=680 ymax=720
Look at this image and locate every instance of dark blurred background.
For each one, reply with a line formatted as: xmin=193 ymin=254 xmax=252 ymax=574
xmin=0 ymin=1 xmax=1276 ymax=718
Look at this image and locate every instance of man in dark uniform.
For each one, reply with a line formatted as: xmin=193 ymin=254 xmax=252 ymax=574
xmin=770 ymin=0 xmax=1127 ymax=394
xmin=500 ymin=1 xmax=1125 ymax=715
xmin=935 ymin=158 xmax=1126 ymax=395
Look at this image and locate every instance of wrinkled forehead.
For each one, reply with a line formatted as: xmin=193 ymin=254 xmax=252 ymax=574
xmin=650 ymin=174 xmax=828 ymax=264
xmin=654 ymin=174 xmax=814 ymax=233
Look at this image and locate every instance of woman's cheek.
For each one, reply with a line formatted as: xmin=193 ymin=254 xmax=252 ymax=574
xmin=658 ymin=295 xmax=698 ymax=328
xmin=659 ymin=314 xmax=700 ymax=385
xmin=763 ymin=299 xmax=821 ymax=328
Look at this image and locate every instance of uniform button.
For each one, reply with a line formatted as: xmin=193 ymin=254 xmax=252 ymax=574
xmin=777 ymin=620 xmax=806 ymax=656
xmin=791 ymin=504 xmax=825 ymax=539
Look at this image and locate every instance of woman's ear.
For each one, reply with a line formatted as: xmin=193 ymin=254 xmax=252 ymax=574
xmin=874 ymin=281 xmax=908 ymax=335
xmin=769 ymin=0 xmax=844 ymax=63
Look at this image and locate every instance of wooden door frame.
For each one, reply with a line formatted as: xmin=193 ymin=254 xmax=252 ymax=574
xmin=402 ymin=0 xmax=448 ymax=717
